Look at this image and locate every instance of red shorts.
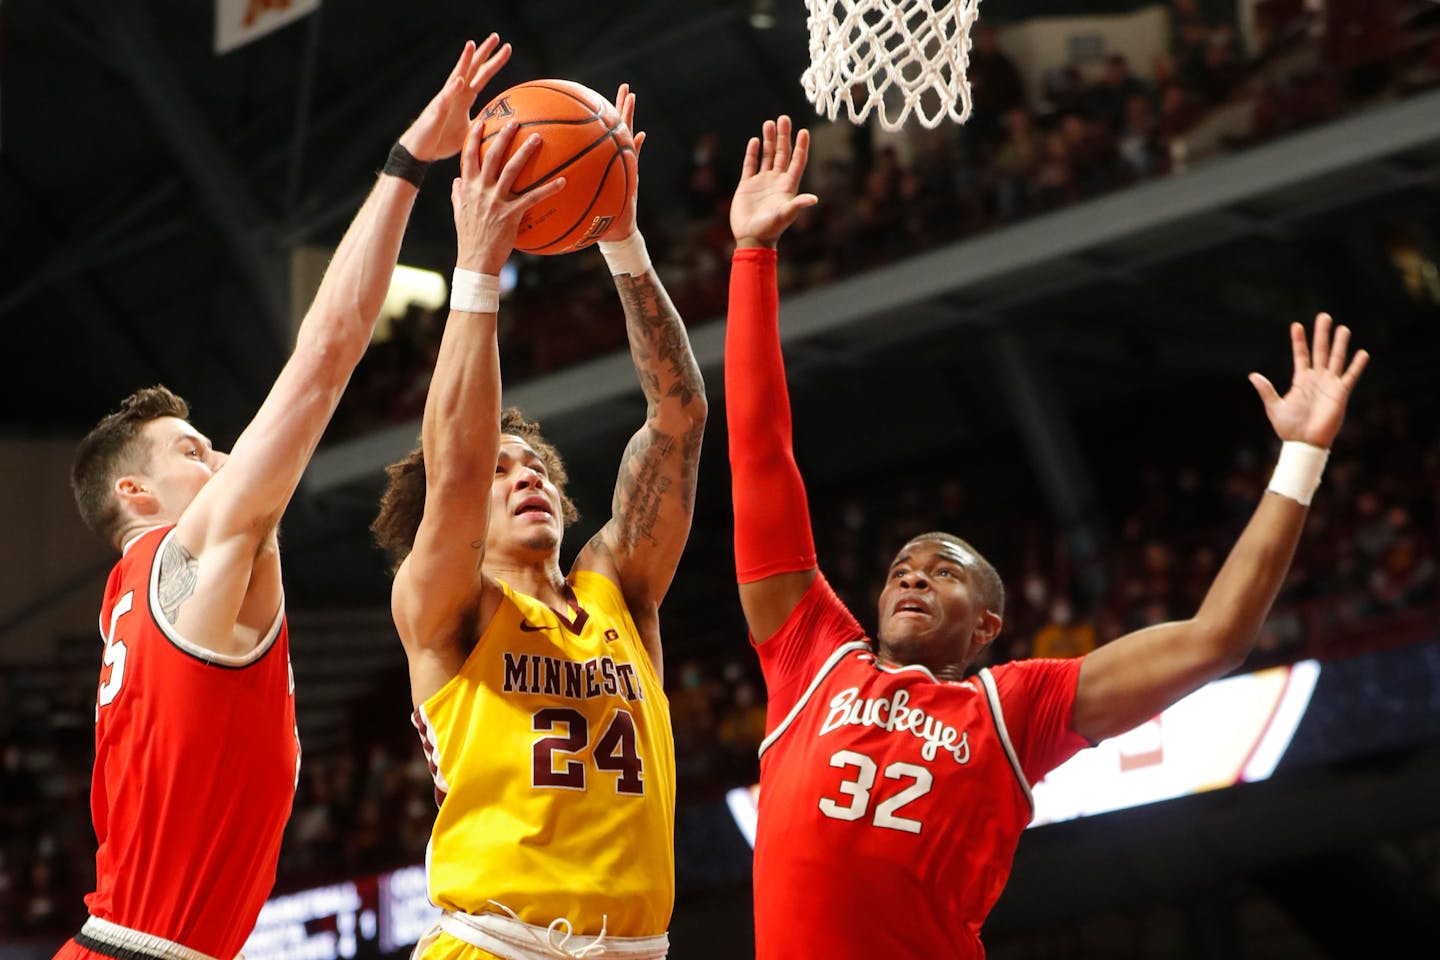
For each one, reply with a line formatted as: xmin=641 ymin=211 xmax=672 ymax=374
xmin=53 ymin=940 xmax=109 ymax=960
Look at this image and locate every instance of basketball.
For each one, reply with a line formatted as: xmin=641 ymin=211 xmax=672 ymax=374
xmin=475 ymin=79 xmax=636 ymax=255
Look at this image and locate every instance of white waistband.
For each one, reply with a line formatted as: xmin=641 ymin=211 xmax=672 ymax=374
xmin=79 ymin=917 xmax=223 ymax=960
xmin=435 ymin=907 xmax=669 ymax=960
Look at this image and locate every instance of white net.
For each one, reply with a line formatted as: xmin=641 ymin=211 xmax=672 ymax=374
xmin=802 ymin=0 xmax=984 ymax=132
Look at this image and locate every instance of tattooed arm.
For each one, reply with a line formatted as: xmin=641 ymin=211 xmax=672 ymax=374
xmin=157 ymin=537 xmax=200 ymax=624
xmin=576 ymin=265 xmax=707 ymax=676
xmin=575 ymin=87 xmax=706 ymax=678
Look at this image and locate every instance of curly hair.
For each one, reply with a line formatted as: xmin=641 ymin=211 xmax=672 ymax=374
xmin=372 ymin=407 xmax=580 ymax=572
xmin=72 ymin=385 xmax=191 ymax=549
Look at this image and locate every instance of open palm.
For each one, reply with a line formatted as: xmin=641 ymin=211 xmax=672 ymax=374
xmin=401 ymin=35 xmax=512 ymax=163
xmin=730 ymin=115 xmax=818 ymax=247
xmin=1250 ymin=313 xmax=1369 ymax=448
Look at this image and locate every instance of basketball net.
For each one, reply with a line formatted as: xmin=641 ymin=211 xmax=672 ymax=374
xmin=802 ymin=0 xmax=984 ymax=131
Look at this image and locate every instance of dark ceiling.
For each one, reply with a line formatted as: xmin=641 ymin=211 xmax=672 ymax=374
xmin=0 ymin=0 xmax=816 ymax=436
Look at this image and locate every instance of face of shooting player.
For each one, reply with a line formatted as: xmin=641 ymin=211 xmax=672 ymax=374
xmin=485 ymin=435 xmax=565 ymax=560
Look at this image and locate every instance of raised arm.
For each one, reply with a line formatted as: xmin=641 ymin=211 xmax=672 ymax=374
xmin=1072 ymin=314 xmax=1369 ymax=742
xmin=391 ymin=117 xmax=565 ymax=700
xmin=578 ymin=86 xmax=707 ymax=671
xmin=168 ymin=39 xmax=513 ymax=651
xmin=724 ymin=116 xmax=822 ymax=642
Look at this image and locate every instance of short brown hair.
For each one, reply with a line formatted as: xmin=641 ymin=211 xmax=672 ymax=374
xmin=72 ymin=386 xmax=191 ymax=549
xmin=372 ymin=407 xmax=580 ymax=571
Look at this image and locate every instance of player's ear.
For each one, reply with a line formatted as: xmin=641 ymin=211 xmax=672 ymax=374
xmin=115 ymin=474 xmax=160 ymax=517
xmin=970 ymin=609 xmax=1002 ymax=653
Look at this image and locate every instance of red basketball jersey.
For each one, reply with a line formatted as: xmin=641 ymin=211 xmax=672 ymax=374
xmin=752 ymin=575 xmax=1088 ymax=959
xmin=86 ymin=525 xmax=299 ymax=957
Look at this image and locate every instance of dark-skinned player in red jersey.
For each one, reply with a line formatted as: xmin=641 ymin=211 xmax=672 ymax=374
xmin=55 ymin=37 xmax=517 ymax=960
xmin=724 ymin=115 xmax=1369 ymax=959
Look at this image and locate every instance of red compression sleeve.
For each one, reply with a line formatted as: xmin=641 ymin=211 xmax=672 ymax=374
xmin=726 ymin=247 xmax=817 ymax=583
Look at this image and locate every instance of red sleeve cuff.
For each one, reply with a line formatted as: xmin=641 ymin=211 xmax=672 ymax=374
xmin=733 ymin=246 xmax=778 ymax=265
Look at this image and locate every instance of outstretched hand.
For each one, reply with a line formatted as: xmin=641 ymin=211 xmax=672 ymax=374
xmin=602 ymin=83 xmax=647 ymax=241
xmin=731 ymin=115 xmax=818 ymax=249
xmin=400 ymin=35 xmax=512 ymax=163
xmin=1249 ymin=313 xmax=1369 ymax=448
xmin=453 ymin=119 xmax=566 ymax=277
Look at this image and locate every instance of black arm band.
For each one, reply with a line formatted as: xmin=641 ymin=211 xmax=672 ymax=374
xmin=382 ymin=142 xmax=430 ymax=188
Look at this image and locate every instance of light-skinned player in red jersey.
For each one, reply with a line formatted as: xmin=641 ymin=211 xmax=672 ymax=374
xmin=56 ymin=36 xmax=516 ymax=960
xmin=725 ymin=116 xmax=1369 ymax=959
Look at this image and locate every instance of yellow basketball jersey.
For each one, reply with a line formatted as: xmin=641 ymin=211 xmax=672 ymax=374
xmin=413 ymin=570 xmax=675 ymax=937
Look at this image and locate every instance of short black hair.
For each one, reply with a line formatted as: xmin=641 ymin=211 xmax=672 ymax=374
xmin=901 ymin=531 xmax=1006 ymax=618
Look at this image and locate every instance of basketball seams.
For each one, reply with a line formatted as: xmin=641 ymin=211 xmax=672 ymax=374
xmin=474 ymin=80 xmax=635 ymax=254
xmin=512 ymin=120 xmax=624 ymax=196
xmin=521 ymin=80 xmax=608 ymax=115
xmin=526 ymin=148 xmax=628 ymax=253
xmin=479 ymin=117 xmax=601 ymax=148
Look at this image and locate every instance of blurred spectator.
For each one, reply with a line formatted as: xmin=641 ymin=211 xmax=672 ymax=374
xmin=685 ymin=132 xmax=726 ymax=221
xmin=1031 ymin=128 xmax=1077 ymax=210
xmin=990 ymin=108 xmax=1043 ymax=218
xmin=968 ymin=25 xmax=1029 ymax=149
xmin=1089 ymin=54 xmax=1149 ymax=133
xmin=1045 ymin=64 xmax=1087 ymax=115
xmin=1118 ymin=94 xmax=1166 ymax=179
xmin=1031 ymin=599 xmax=1098 ymax=660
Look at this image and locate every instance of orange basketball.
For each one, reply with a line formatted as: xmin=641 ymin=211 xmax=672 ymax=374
xmin=475 ymin=80 xmax=636 ymax=255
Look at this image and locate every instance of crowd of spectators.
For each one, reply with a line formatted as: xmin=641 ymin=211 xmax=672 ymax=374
xmin=331 ymin=0 xmax=1440 ymax=436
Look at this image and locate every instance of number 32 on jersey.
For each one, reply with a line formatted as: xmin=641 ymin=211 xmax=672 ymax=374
xmin=818 ymin=749 xmax=934 ymax=834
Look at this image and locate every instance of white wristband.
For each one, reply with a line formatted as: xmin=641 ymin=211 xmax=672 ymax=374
xmin=1267 ymin=441 xmax=1329 ymax=506
xmin=598 ymin=231 xmax=651 ymax=277
xmin=450 ymin=269 xmax=500 ymax=314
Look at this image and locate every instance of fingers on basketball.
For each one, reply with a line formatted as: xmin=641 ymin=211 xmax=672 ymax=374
xmin=473 ymin=79 xmax=636 ymax=254
xmin=461 ymin=116 xmax=492 ymax=181
xmin=498 ymin=133 xmax=543 ymax=193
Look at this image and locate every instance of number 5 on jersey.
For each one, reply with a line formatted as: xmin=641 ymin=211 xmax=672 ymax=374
xmin=532 ymin=707 xmax=645 ymax=795
xmin=98 ymin=590 xmax=134 ymax=708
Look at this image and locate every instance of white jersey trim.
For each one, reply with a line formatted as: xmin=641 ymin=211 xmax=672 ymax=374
xmin=414 ymin=702 xmax=451 ymax=796
xmin=79 ymin=915 xmax=223 ymax=960
xmin=103 ymin=526 xmax=171 ymax=643
xmin=758 ymin=640 xmax=871 ymax=759
xmin=978 ymin=667 xmax=1033 ymax=812
xmin=873 ymin=659 xmax=940 ymax=682
xmin=121 ymin=524 xmax=169 ymax=556
xmin=146 ymin=527 xmax=284 ymax=668
xmin=438 ymin=905 xmax=669 ymax=960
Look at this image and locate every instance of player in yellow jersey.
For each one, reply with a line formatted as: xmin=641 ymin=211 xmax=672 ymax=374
xmin=371 ymin=75 xmax=704 ymax=960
